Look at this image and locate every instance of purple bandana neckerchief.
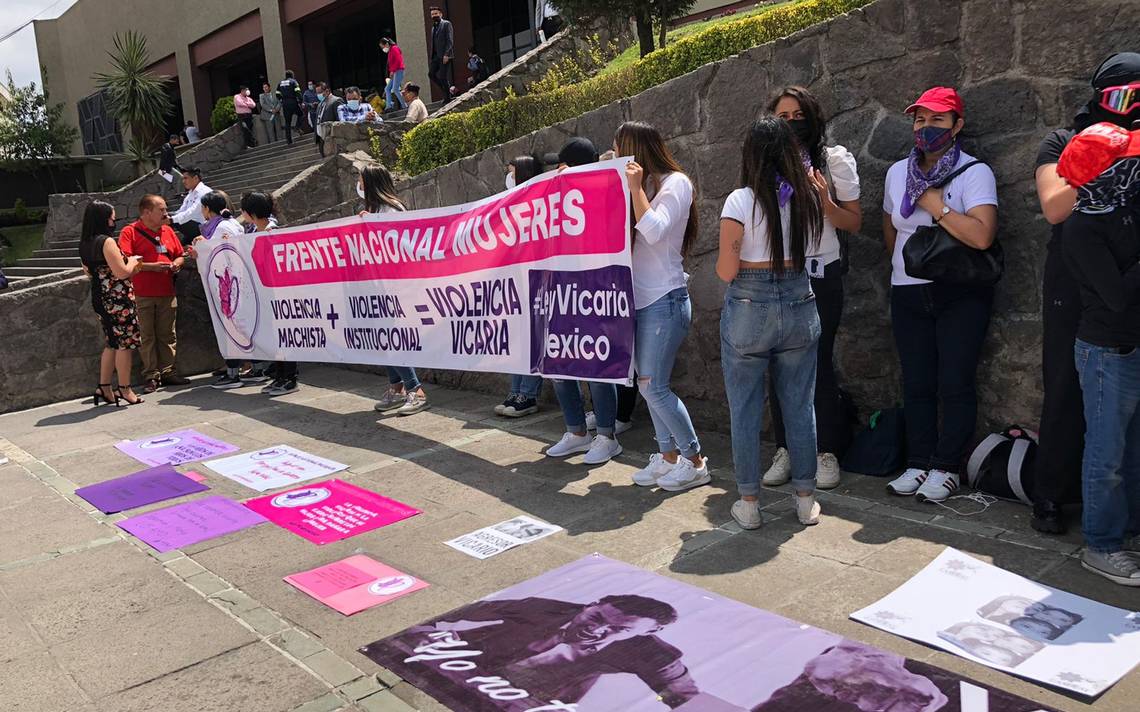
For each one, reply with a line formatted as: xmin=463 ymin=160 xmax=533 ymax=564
xmin=200 ymin=215 xmax=224 ymax=239
xmin=901 ymin=142 xmax=962 ymax=219
xmin=774 ymin=150 xmax=817 ymax=208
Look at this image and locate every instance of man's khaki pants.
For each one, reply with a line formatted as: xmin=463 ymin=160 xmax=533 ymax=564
xmin=136 ymin=296 xmax=177 ymax=381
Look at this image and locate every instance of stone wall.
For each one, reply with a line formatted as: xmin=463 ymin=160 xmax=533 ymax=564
xmin=393 ymin=0 xmax=1140 ymax=435
xmin=43 ymin=124 xmax=246 ymax=245
xmin=272 ymin=151 xmax=379 ymax=226
xmin=322 ymin=122 xmax=417 ymax=169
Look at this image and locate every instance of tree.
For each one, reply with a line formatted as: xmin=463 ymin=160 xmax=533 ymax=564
xmin=0 ymin=70 xmax=78 ymax=163
xmin=556 ymin=0 xmax=695 ymax=57
xmin=92 ymin=31 xmax=173 ymax=173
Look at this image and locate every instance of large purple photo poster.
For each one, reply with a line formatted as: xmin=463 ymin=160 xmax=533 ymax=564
xmin=360 ymin=555 xmax=1055 ymax=712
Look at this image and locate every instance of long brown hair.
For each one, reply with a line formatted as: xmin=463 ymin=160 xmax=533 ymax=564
xmin=614 ymin=121 xmax=698 ymax=257
xmin=740 ymin=117 xmax=822 ymax=272
xmin=361 ymin=164 xmax=405 ymax=212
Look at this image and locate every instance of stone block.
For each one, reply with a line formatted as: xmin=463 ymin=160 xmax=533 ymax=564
xmin=0 ymin=495 xmax=114 ymax=566
xmin=828 ymin=106 xmax=881 ymax=156
xmin=960 ymin=0 xmax=1014 ymax=79
xmin=961 ymin=78 xmax=1041 ymax=137
xmin=906 ymin=0 xmax=960 ymax=48
xmin=302 ymin=649 xmax=365 ymax=687
xmin=358 ymin=690 xmax=418 ymax=712
xmin=823 ymin=11 xmax=906 ymax=73
xmin=1019 ymin=0 xmax=1140 ymax=79
xmin=337 ymin=676 xmax=384 ymax=701
xmin=701 ymin=52 xmax=771 ymax=145
xmin=771 ymin=34 xmax=823 ymax=89
xmin=866 ymin=113 xmax=913 ymax=162
xmin=0 ymin=650 xmax=95 ymax=712
xmin=270 ymin=627 xmax=328 ymax=660
xmin=573 ymin=101 xmax=624 ymax=153
xmin=867 ymin=49 xmax=962 ymax=114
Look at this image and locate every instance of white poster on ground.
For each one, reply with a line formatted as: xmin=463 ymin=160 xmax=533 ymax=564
xmin=445 ymin=515 xmax=562 ymax=559
xmin=204 ymin=445 xmax=348 ymax=492
xmin=851 ymin=547 xmax=1140 ymax=697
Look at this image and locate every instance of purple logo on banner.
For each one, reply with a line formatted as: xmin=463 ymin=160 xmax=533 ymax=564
xmin=528 ymin=266 xmax=634 ymax=380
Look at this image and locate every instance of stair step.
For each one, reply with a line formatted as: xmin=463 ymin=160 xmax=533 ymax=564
xmin=16 ymin=257 xmax=82 ymax=268
xmin=33 ymin=248 xmax=78 ymax=258
xmin=206 ymin=155 xmax=324 ymax=186
xmin=4 ymin=266 xmax=69 ymax=277
xmin=240 ymin=139 xmax=321 ymax=159
xmin=49 ymin=239 xmax=80 ymax=249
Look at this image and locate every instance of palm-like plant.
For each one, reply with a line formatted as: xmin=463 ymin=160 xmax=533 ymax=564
xmin=93 ymin=31 xmax=172 ymax=173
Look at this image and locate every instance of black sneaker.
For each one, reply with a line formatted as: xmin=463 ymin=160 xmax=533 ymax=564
xmin=240 ymin=369 xmax=272 ymax=385
xmin=266 ymin=378 xmax=298 ymax=396
xmin=503 ymin=396 xmax=538 ymax=418
xmin=1031 ymin=499 xmax=1066 ymax=535
xmin=210 ymin=374 xmax=242 ymax=390
xmin=494 ymin=394 xmax=518 ymax=416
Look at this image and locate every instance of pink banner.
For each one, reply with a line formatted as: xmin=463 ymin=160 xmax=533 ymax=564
xmin=243 ymin=479 xmax=420 ymax=544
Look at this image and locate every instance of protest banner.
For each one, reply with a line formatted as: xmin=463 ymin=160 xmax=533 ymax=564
xmin=196 ymin=158 xmax=635 ymax=384
xmin=852 ymin=547 xmax=1140 ymax=697
xmin=116 ymin=429 xmax=239 ymax=467
xmin=360 ymin=554 xmax=1056 ymax=712
xmin=285 ymin=554 xmax=429 ymax=615
xmin=446 ymin=515 xmax=562 ymax=559
xmin=243 ymin=479 xmax=420 ymax=544
xmin=75 ymin=464 xmax=208 ymax=513
xmin=117 ymin=496 xmax=267 ymax=552
xmin=205 ymin=445 xmax=347 ymax=492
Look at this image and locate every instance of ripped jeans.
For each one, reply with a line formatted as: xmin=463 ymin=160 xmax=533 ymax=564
xmin=635 ymin=288 xmax=701 ymax=458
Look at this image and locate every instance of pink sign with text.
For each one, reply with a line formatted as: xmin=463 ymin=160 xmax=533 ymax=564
xmin=284 ymin=554 xmax=428 ymax=615
xmin=243 ymin=479 xmax=420 ymax=544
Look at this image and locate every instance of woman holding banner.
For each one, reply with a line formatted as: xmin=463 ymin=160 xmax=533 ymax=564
xmin=718 ymin=117 xmax=825 ymax=529
xmin=615 ymin=121 xmax=710 ymax=492
xmin=361 ymin=165 xmax=430 ymax=416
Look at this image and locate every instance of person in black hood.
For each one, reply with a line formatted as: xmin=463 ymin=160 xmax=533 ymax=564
xmin=1030 ymin=52 xmax=1140 ymax=536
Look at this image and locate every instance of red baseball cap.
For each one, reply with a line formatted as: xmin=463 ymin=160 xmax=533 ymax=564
xmin=905 ymin=87 xmax=965 ymax=117
xmin=1058 ymin=122 xmax=1140 ymax=187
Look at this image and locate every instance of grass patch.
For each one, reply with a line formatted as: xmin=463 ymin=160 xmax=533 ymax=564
xmin=1 ymin=223 xmax=46 ymax=266
xmin=600 ymin=1 xmax=798 ymax=77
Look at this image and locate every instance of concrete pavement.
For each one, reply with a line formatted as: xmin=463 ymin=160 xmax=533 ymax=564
xmin=0 ymin=365 xmax=1136 ymax=711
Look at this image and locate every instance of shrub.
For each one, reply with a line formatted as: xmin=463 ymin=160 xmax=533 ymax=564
xmin=527 ymin=34 xmax=621 ymax=95
xmin=13 ymin=198 xmax=28 ymax=223
xmin=210 ymin=95 xmax=237 ymax=134
xmin=397 ymin=0 xmax=871 ymax=175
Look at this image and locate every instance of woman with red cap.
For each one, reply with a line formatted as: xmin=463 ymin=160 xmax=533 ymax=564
xmin=881 ymin=87 xmax=999 ymax=503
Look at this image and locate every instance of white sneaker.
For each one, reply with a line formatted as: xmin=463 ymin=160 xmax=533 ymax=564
xmin=763 ymin=447 xmax=791 ymax=486
xmin=796 ymin=494 xmax=821 ymax=525
xmin=731 ymin=499 xmax=763 ymax=529
xmin=816 ymin=453 xmax=840 ymax=490
xmin=657 ymin=457 xmax=711 ymax=492
xmin=632 ymin=453 xmax=675 ymax=486
xmin=395 ymin=391 xmax=429 ymax=416
xmin=546 ymin=432 xmax=593 ymax=457
xmin=886 ymin=468 xmax=928 ymax=496
xmin=582 ymin=435 xmax=623 ymax=465
xmin=915 ymin=469 xmax=959 ymax=502
xmin=584 ymin=410 xmax=597 ymax=431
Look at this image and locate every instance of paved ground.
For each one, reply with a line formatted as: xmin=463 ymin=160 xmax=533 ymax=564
xmin=0 ymin=365 xmax=1135 ymax=712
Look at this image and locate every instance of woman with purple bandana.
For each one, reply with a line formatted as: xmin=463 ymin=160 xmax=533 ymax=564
xmin=881 ymin=87 xmax=999 ymax=504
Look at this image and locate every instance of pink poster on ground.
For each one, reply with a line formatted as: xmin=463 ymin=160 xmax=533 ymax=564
xmin=285 ymin=554 xmax=429 ymax=615
xmin=243 ymin=479 xmax=420 ymax=545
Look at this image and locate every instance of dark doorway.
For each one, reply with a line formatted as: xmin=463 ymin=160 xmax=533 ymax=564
xmin=162 ymin=78 xmax=185 ymax=142
xmin=319 ymin=2 xmax=396 ymax=96
xmin=470 ymin=0 xmax=536 ymax=74
xmin=209 ymin=39 xmax=269 ymax=103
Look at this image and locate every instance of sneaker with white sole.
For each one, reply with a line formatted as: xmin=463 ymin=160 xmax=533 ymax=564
xmin=915 ymin=469 xmax=959 ymax=502
xmin=503 ymin=396 xmax=538 ymax=418
xmin=210 ymin=374 xmax=242 ymax=390
xmin=239 ymin=369 xmax=272 ymax=385
xmin=396 ymin=391 xmax=429 ymax=416
xmin=886 ymin=468 xmax=928 ymax=496
xmin=796 ymin=494 xmax=821 ymax=525
xmin=731 ymin=499 xmax=763 ymax=529
xmin=632 ymin=453 xmax=675 ymax=486
xmin=657 ymin=457 xmax=711 ymax=492
xmin=763 ymin=447 xmax=791 ymax=486
xmin=260 ymin=380 xmax=279 ymax=394
xmin=1082 ymin=550 xmax=1140 ymax=586
xmin=816 ymin=453 xmax=841 ymax=489
xmin=582 ymin=435 xmax=623 ymax=465
xmin=375 ymin=386 xmax=407 ymax=412
xmin=494 ymin=395 xmax=516 ymax=416
xmin=546 ymin=432 xmax=593 ymax=457
xmin=265 ymin=378 xmax=298 ymax=396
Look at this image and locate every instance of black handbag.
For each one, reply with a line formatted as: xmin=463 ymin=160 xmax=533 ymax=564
xmin=902 ymin=160 xmax=1003 ymax=285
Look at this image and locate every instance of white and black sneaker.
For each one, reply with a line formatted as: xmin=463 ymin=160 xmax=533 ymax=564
xmin=886 ymin=468 xmax=928 ymax=496
xmin=503 ymin=396 xmax=538 ymax=418
xmin=915 ymin=469 xmax=959 ymax=502
xmin=265 ymin=378 xmax=298 ymax=396
xmin=210 ymin=374 xmax=242 ymax=390
xmin=494 ymin=395 xmax=516 ymax=416
xmin=240 ymin=369 xmax=272 ymax=385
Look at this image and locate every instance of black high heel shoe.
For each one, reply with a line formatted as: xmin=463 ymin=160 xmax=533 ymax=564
xmin=115 ymin=384 xmax=145 ymax=406
xmin=93 ymin=384 xmax=121 ymax=407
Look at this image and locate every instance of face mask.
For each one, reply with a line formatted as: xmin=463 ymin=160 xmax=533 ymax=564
xmin=382 ymin=47 xmax=390 ymax=54
xmin=308 ymin=84 xmax=314 ymax=90
xmin=243 ymin=90 xmax=250 ymax=97
xmin=505 ymin=172 xmax=516 ymax=190
xmin=432 ymin=16 xmax=441 ymax=25
xmin=787 ymin=118 xmax=813 ymax=145
xmin=357 ymin=184 xmax=366 ymax=200
xmin=347 ymin=99 xmax=360 ymax=110
xmin=914 ymin=125 xmax=955 ymax=153
xmin=316 ymin=92 xmax=324 ymax=101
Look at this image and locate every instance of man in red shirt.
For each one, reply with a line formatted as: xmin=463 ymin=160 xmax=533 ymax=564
xmin=119 ymin=194 xmax=190 ymax=393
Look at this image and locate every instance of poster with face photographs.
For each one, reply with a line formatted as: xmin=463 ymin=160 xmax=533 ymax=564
xmin=852 ymin=548 xmax=1140 ymax=697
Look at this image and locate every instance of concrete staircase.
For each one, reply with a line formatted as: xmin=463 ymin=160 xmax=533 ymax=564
xmin=4 ymin=240 xmax=81 ymax=282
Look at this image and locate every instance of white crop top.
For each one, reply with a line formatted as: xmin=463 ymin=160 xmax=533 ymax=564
xmin=721 ymin=187 xmax=793 ymax=263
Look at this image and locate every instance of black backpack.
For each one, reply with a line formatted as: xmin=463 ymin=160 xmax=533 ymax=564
xmin=965 ymin=425 xmax=1038 ymax=505
xmin=841 ymin=407 xmax=905 ymax=476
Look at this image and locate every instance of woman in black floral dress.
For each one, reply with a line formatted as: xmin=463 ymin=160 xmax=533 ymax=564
xmin=79 ymin=200 xmax=145 ymax=406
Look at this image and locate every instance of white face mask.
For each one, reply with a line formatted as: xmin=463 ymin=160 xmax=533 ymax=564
xmin=243 ymin=89 xmax=250 ymax=96
xmin=357 ymin=184 xmax=366 ymax=200
xmin=382 ymin=47 xmax=390 ymax=54
xmin=505 ymin=172 xmax=516 ymax=190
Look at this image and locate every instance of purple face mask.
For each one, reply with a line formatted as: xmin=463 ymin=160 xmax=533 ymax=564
xmin=914 ymin=126 xmax=955 ymax=154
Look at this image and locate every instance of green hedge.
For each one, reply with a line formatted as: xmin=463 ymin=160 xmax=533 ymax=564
xmin=397 ymin=0 xmax=871 ymax=175
xmin=211 ymin=95 xmax=238 ymax=134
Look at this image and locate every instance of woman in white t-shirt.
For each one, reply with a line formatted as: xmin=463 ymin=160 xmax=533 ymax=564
xmin=881 ymin=87 xmax=998 ymax=503
xmin=614 ymin=121 xmax=709 ymax=493
xmin=718 ymin=116 xmax=825 ymax=530
xmin=764 ymin=86 xmax=862 ymax=491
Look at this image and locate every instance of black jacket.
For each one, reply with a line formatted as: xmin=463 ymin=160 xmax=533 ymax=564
xmin=276 ymin=77 xmax=302 ymax=107
xmin=431 ymin=18 xmax=454 ymax=61
xmin=159 ymin=142 xmax=180 ymax=173
xmin=1063 ymin=203 xmax=1140 ymax=347
xmin=317 ymin=95 xmax=344 ymax=124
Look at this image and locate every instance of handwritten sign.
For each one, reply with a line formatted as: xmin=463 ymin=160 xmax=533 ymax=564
xmin=285 ymin=555 xmax=428 ymax=615
xmin=205 ymin=445 xmax=347 ymax=492
xmin=244 ymin=479 xmax=419 ymax=544
xmin=117 ymin=496 xmax=267 ymax=552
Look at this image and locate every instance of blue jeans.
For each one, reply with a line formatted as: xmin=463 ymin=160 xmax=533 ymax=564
xmin=721 ymin=270 xmax=820 ymax=496
xmin=636 ymin=288 xmax=701 ymax=457
xmin=553 ymin=380 xmax=617 ymax=436
xmin=510 ymin=374 xmax=542 ymax=399
xmin=387 ymin=366 xmax=420 ymax=391
xmin=1075 ymin=339 xmax=1140 ymax=553
xmin=386 ymin=70 xmax=407 ymax=110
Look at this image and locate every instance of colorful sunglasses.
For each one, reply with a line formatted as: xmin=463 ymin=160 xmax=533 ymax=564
xmin=1099 ymin=82 xmax=1140 ymax=115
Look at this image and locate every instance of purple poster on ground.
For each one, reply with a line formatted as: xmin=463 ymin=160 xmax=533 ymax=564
xmin=75 ymin=464 xmax=208 ymax=513
xmin=360 ymin=555 xmax=1057 ymax=712
xmin=115 ymin=429 xmax=239 ymax=467
xmin=117 ymin=495 xmax=267 ymax=552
